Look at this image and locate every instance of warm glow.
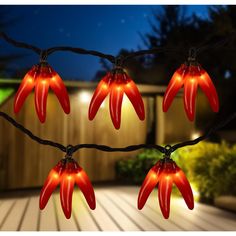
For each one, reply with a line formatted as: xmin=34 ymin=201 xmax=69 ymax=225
xmin=150 ymin=172 xmax=157 ymax=179
xmin=27 ymin=78 xmax=33 ymax=83
xmin=51 ymin=76 xmax=57 ymax=82
xmin=165 ymin=175 xmax=171 ymax=180
xmin=76 ymin=171 xmax=82 ymax=177
xmin=116 ymin=86 xmax=122 ymax=91
xmin=67 ymin=175 xmax=72 ymax=180
xmin=41 ymin=79 xmax=47 ymax=85
xmin=175 ymin=172 xmax=180 ymax=178
xmin=191 ymin=131 xmax=201 ymax=140
xmin=126 ymin=82 xmax=131 ymax=88
xmin=175 ymin=75 xmax=182 ymax=82
xmin=79 ymin=91 xmax=91 ymax=104
xmin=100 ymin=101 xmax=105 ymax=108
xmin=53 ymin=173 xmax=59 ymax=179
xmin=102 ymin=84 xmax=108 ymax=90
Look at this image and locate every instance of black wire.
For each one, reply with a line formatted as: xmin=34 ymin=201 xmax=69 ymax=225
xmin=0 ymin=32 xmax=41 ymax=55
xmin=1 ymin=111 xmax=236 ymax=157
xmin=1 ymin=32 xmax=235 ymax=65
xmin=0 ymin=112 xmax=66 ymax=153
xmin=1 ymin=32 xmax=236 ymax=157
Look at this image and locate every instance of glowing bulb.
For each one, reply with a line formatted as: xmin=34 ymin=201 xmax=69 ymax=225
xmin=126 ymin=82 xmax=131 ymax=88
xmin=102 ymin=84 xmax=108 ymax=90
xmin=41 ymin=80 xmax=47 ymax=85
xmin=27 ymin=78 xmax=33 ymax=83
xmin=76 ymin=171 xmax=81 ymax=177
xmin=100 ymin=101 xmax=105 ymax=108
xmin=79 ymin=91 xmax=91 ymax=104
xmin=165 ymin=175 xmax=170 ymax=180
xmin=53 ymin=173 xmax=59 ymax=179
xmin=191 ymin=131 xmax=201 ymax=140
xmin=51 ymin=76 xmax=56 ymax=82
xmin=151 ymin=173 xmax=157 ymax=179
xmin=175 ymin=172 xmax=180 ymax=177
xmin=176 ymin=75 xmax=182 ymax=82
xmin=67 ymin=175 xmax=72 ymax=180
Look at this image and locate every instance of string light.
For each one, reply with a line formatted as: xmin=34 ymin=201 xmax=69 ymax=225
xmin=39 ymin=156 xmax=95 ymax=219
xmin=138 ymin=158 xmax=194 ymax=219
xmin=0 ymin=32 xmax=235 ymax=220
xmin=163 ymin=49 xmax=219 ymax=121
xmin=14 ymin=62 xmax=70 ymax=123
xmin=88 ymin=67 xmax=145 ymax=129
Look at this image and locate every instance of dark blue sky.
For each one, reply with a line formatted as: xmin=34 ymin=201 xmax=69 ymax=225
xmin=1 ymin=5 xmax=210 ymax=80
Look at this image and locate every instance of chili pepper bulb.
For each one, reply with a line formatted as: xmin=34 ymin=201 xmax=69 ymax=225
xmin=197 ymin=66 xmax=219 ymax=113
xmin=138 ymin=160 xmax=163 ymax=210
xmin=39 ymin=159 xmax=65 ymax=210
xmin=14 ymin=62 xmax=70 ymax=123
xmin=60 ymin=161 xmax=76 ymax=219
xmin=158 ymin=161 xmax=175 ymax=219
xmin=89 ymin=73 xmax=112 ymax=120
xmin=183 ymin=66 xmax=199 ymax=121
xmin=74 ymin=164 xmax=96 ymax=210
xmin=138 ymin=158 xmax=194 ymax=220
xmin=163 ymin=62 xmax=219 ymax=121
xmin=163 ymin=64 xmax=187 ymax=112
xmin=89 ymin=68 xmax=145 ymax=129
xmin=14 ymin=65 xmax=39 ymax=114
xmin=173 ymin=165 xmax=194 ymax=210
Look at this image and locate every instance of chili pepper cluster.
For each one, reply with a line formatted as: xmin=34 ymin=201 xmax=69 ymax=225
xmin=138 ymin=158 xmax=194 ymax=219
xmin=89 ymin=67 xmax=145 ymax=129
xmin=163 ymin=62 xmax=219 ymax=121
xmin=14 ymin=57 xmax=219 ymax=126
xmin=14 ymin=56 xmax=218 ymax=221
xmin=39 ymin=157 xmax=95 ymax=219
xmin=14 ymin=62 xmax=70 ymax=123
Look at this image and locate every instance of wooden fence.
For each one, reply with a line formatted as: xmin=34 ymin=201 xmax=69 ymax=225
xmin=0 ymin=82 xmax=195 ymax=189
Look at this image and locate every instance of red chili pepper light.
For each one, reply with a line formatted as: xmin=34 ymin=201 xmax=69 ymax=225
xmin=39 ymin=157 xmax=95 ymax=219
xmin=39 ymin=159 xmax=65 ymax=210
xmin=138 ymin=160 xmax=163 ymax=210
xmin=163 ymin=64 xmax=187 ymax=112
xmin=183 ymin=65 xmax=199 ymax=121
xmin=14 ymin=62 xmax=70 ymax=123
xmin=163 ymin=62 xmax=219 ymax=121
xmin=89 ymin=68 xmax=145 ymax=129
xmin=138 ymin=158 xmax=194 ymax=219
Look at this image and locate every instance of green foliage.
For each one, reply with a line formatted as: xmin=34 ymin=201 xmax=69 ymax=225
xmin=0 ymin=87 xmax=14 ymax=104
xmin=115 ymin=149 xmax=162 ymax=184
xmin=115 ymin=141 xmax=236 ymax=203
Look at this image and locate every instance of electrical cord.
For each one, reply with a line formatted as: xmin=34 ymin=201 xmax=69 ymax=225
xmin=0 ymin=111 xmax=235 ymax=157
xmin=0 ymin=32 xmax=236 ymax=158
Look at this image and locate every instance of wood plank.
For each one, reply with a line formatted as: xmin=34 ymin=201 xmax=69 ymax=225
xmin=1 ymin=198 xmax=28 ymax=231
xmin=117 ymin=186 xmax=225 ymax=231
xmin=103 ymin=190 xmax=161 ymax=231
xmin=53 ymin=193 xmax=78 ymax=231
xmin=38 ymin=195 xmax=58 ymax=231
xmin=96 ymin=190 xmax=142 ymax=231
xmin=174 ymin=198 xmax=236 ymax=230
xmin=113 ymin=187 xmax=182 ymax=231
xmin=0 ymin=199 xmax=16 ymax=228
xmin=19 ymin=196 xmax=39 ymax=231
xmin=78 ymin=191 xmax=120 ymax=231
xmin=72 ymin=191 xmax=99 ymax=231
xmin=194 ymin=201 xmax=236 ymax=222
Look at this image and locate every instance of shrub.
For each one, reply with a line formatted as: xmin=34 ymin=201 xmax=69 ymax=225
xmin=115 ymin=141 xmax=236 ymax=203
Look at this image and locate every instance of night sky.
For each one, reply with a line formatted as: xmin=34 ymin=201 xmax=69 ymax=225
xmin=1 ymin=5 xmax=210 ymax=81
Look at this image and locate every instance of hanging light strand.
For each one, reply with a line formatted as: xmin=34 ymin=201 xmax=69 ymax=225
xmin=0 ymin=111 xmax=236 ymax=157
xmin=1 ymin=32 xmax=236 ymax=65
